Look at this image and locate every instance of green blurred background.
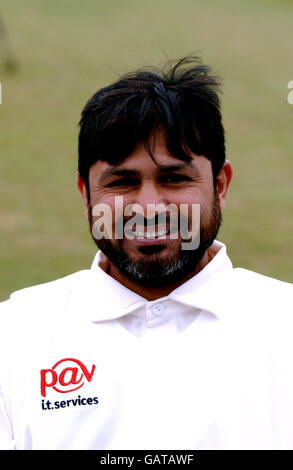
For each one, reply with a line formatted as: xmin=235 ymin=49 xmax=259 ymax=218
xmin=0 ymin=0 xmax=292 ymax=301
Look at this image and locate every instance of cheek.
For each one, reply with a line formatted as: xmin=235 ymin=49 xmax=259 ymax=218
xmin=89 ymin=192 xmax=117 ymax=218
xmin=177 ymin=192 xmax=212 ymax=220
xmin=88 ymin=195 xmax=115 ymax=239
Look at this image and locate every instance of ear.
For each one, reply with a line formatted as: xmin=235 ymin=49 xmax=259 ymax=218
xmin=76 ymin=171 xmax=90 ymax=219
xmin=215 ymin=160 xmax=233 ymax=211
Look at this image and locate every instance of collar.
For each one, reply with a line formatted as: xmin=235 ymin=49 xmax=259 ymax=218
xmin=80 ymin=240 xmax=233 ymax=323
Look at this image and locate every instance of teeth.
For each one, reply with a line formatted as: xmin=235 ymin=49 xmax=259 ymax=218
xmin=136 ymin=229 xmax=168 ymax=238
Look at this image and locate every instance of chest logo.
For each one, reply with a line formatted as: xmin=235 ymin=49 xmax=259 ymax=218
xmin=40 ymin=358 xmax=96 ymax=397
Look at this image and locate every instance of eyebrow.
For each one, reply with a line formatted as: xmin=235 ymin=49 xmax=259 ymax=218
xmin=100 ymin=162 xmax=194 ymax=180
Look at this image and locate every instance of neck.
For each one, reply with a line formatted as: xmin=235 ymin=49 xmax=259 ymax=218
xmin=98 ymin=249 xmax=213 ymax=301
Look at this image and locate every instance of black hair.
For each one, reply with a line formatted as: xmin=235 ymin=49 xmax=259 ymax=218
xmin=78 ymin=56 xmax=226 ymax=195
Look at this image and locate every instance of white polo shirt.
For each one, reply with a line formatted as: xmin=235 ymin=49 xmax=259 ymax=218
xmin=0 ymin=240 xmax=293 ymax=450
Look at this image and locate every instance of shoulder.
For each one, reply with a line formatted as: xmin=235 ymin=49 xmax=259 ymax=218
xmin=0 ymin=269 xmax=100 ymax=369
xmin=232 ymin=267 xmax=292 ymax=298
xmin=227 ymin=267 xmax=293 ymax=326
xmin=0 ymin=269 xmax=92 ymax=326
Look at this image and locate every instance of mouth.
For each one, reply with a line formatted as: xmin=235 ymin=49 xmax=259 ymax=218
xmin=124 ymin=225 xmax=178 ymax=243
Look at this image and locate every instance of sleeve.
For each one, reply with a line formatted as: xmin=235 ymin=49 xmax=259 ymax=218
xmin=0 ymin=387 xmax=15 ymax=450
xmin=0 ymin=299 xmax=15 ymax=450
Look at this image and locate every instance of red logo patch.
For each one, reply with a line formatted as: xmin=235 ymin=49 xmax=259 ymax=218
xmin=40 ymin=358 xmax=96 ymax=397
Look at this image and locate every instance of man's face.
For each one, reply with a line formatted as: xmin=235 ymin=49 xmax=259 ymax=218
xmin=80 ymin=131 xmax=227 ymax=288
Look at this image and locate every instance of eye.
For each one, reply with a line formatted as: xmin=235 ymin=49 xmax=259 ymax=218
xmin=107 ymin=178 xmax=139 ymax=187
xmin=161 ymin=174 xmax=191 ymax=184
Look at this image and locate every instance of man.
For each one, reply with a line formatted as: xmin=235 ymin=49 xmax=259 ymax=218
xmin=0 ymin=57 xmax=292 ymax=450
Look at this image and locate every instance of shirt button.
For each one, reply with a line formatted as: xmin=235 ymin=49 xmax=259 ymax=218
xmin=151 ymin=304 xmax=164 ymax=316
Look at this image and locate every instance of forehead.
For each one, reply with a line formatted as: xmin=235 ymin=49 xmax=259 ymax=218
xmin=89 ymin=131 xmax=212 ymax=179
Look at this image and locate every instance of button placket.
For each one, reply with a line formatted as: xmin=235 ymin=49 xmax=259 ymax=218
xmin=151 ymin=304 xmax=165 ymax=316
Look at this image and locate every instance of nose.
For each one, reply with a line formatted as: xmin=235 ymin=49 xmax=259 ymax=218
xmin=128 ymin=181 xmax=169 ymax=221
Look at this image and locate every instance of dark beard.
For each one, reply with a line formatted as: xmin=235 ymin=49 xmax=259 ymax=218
xmin=88 ymin=194 xmax=222 ymax=288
